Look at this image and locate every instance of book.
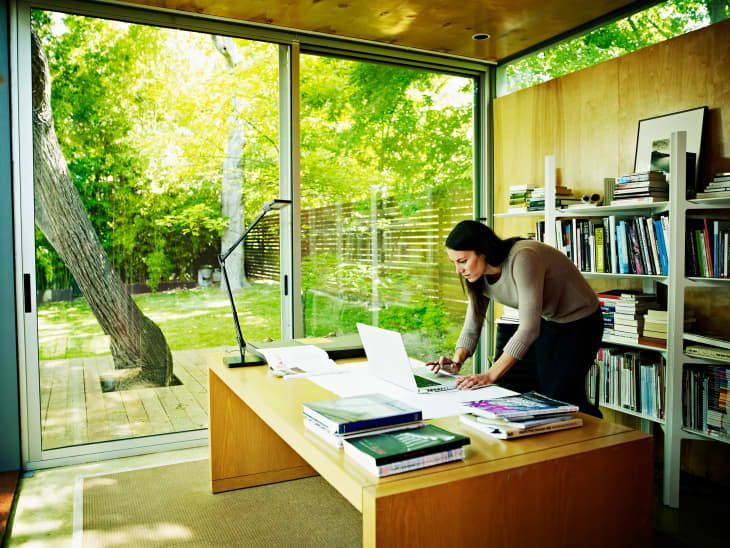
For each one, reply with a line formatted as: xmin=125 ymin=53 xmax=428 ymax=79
xmin=303 ymin=393 xmax=422 ymax=434
xmin=461 ymin=391 xmax=579 ymax=420
xmin=460 ymin=413 xmax=583 ymax=439
xmin=303 ymin=416 xmax=424 ymax=448
xmin=685 ymin=344 xmax=730 ymax=362
xmin=342 ymin=424 xmax=470 ymax=471
xmin=346 ymin=446 xmax=466 ymax=477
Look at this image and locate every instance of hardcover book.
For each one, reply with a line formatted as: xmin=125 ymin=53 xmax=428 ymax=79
xmin=342 ymin=423 xmax=470 ymax=466
xmin=461 ymin=391 xmax=579 ymax=420
xmin=303 ymin=393 xmax=422 ymax=435
xmin=303 ymin=416 xmax=424 ymax=448
xmin=346 ymin=446 xmax=466 ymax=477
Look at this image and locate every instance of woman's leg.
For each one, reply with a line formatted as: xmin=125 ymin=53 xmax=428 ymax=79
xmin=534 ymin=307 xmax=604 ymax=417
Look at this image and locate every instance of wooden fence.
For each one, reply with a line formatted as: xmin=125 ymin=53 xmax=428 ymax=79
xmin=244 ymin=189 xmax=473 ymax=315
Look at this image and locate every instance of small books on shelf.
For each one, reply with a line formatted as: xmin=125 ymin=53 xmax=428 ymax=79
xmin=685 ymin=344 xmax=730 ymax=363
xmin=303 ymin=393 xmax=422 ymax=435
xmin=460 ymin=413 xmax=583 ymax=439
xmin=343 ymin=424 xmax=470 ymax=477
xmin=461 ymin=391 xmax=579 ymax=421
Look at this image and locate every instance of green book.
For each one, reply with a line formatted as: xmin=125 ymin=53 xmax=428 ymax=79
xmin=303 ymin=393 xmax=422 ymax=434
xmin=342 ymin=423 xmax=469 ymax=466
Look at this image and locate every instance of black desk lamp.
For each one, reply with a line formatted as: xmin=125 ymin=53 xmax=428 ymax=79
xmin=219 ymin=198 xmax=292 ymax=367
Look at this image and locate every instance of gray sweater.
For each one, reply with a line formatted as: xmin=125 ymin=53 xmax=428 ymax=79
xmin=455 ymin=240 xmax=599 ymax=360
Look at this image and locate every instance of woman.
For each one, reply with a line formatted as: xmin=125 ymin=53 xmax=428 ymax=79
xmin=428 ymin=220 xmax=603 ymax=417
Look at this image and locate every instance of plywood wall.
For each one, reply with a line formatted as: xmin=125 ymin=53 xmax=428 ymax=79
xmin=493 ymin=18 xmax=730 ymax=482
xmin=494 ymin=18 xmax=730 ymax=208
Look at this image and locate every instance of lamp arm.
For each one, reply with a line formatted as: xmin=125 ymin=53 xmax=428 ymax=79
xmin=219 ymin=209 xmax=269 ymax=263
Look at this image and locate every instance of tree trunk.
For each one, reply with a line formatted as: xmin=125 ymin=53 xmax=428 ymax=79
xmin=213 ymin=35 xmax=247 ymax=291
xmin=31 ymin=29 xmax=173 ymax=387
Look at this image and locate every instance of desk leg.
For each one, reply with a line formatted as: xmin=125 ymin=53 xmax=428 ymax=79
xmin=209 ymin=369 xmax=317 ymax=493
xmin=361 ymin=436 xmax=652 ymax=548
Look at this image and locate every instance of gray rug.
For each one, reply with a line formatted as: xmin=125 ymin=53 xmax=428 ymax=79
xmin=82 ymin=459 xmax=361 ymax=547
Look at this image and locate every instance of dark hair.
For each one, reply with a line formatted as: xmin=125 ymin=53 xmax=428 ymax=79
xmin=446 ymin=220 xmax=522 ymax=320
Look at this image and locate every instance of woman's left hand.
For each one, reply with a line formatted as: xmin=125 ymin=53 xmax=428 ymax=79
xmin=455 ymin=373 xmax=493 ymax=390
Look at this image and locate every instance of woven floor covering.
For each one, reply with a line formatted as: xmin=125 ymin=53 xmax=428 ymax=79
xmin=82 ymin=459 xmax=361 ymax=547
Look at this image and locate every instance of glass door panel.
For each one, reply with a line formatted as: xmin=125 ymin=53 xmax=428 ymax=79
xmin=299 ymin=54 xmax=475 ymax=366
xmin=30 ymin=10 xmax=280 ymax=452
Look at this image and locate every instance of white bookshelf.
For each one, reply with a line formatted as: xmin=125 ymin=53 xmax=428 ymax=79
xmin=491 ymin=132 xmax=730 ymax=508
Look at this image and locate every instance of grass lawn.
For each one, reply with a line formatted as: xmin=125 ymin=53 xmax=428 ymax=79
xmin=37 ymin=282 xmax=469 ymax=371
xmin=37 ymin=283 xmax=281 ymax=360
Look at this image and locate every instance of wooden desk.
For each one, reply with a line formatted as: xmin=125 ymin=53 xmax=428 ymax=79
xmin=209 ymin=357 xmax=653 ymax=548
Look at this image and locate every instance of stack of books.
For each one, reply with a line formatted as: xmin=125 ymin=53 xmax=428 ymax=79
xmin=697 ymin=172 xmax=730 ymax=199
xmin=528 ymin=185 xmax=582 ymax=211
xmin=342 ymin=424 xmax=470 ymax=477
xmin=302 ymin=393 xmax=423 ymax=448
xmin=602 ymin=292 xmax=657 ymax=345
xmin=611 ymin=171 xmax=668 ymax=205
xmin=508 ymin=185 xmax=536 ymax=212
xmin=640 ymin=308 xmax=668 ymax=346
xmin=459 ymin=392 xmax=582 ymax=439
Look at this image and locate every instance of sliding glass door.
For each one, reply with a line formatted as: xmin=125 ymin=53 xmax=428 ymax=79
xmin=19 ymin=7 xmax=282 ymax=462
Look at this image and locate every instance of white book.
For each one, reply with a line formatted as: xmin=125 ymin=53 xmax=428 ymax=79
xmin=460 ymin=414 xmax=583 ymax=439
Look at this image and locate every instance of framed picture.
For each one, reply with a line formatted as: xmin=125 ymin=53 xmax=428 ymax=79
xmin=634 ymin=106 xmax=707 ymax=193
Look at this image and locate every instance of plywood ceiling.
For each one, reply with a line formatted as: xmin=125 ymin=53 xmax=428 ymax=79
xmin=117 ymin=0 xmax=648 ymax=63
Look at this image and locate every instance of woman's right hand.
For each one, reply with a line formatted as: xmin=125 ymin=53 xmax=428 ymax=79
xmin=425 ymin=356 xmax=463 ymax=375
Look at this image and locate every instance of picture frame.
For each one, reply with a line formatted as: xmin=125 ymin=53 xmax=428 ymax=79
xmin=634 ymin=106 xmax=707 ymax=193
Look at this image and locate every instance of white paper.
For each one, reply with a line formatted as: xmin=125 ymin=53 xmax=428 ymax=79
xmin=258 ymin=345 xmax=338 ymax=378
xmin=309 ymin=366 xmax=516 ymax=419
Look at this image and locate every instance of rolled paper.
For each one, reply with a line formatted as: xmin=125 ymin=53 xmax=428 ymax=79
xmin=582 ymin=192 xmax=603 ymax=205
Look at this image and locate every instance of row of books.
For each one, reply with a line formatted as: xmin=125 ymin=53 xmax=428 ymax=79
xmin=302 ymin=393 xmax=469 ymax=477
xmin=696 ymin=171 xmax=730 ymax=199
xmin=686 ymin=218 xmax=730 ymax=278
xmin=683 ymin=364 xmax=728 ymax=439
xmin=537 ymin=213 xmax=670 ymax=276
xmin=592 ymin=346 xmax=666 ymax=419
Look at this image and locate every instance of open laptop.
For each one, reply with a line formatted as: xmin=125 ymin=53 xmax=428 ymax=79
xmin=356 ymin=323 xmax=458 ymax=393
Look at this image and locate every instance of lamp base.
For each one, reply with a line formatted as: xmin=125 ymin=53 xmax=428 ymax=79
xmin=224 ymin=352 xmax=266 ymax=368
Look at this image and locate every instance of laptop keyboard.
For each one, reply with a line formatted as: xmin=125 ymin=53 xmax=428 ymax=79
xmin=414 ymin=375 xmax=439 ymax=388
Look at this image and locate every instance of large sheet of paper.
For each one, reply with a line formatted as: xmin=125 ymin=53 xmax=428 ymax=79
xmin=305 ymin=363 xmax=516 ymax=419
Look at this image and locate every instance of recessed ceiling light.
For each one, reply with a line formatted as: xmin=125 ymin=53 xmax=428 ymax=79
xmin=471 ymin=33 xmax=490 ymax=40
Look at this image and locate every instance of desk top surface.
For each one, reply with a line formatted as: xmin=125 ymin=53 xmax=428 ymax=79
xmin=209 ymin=355 xmax=650 ymax=505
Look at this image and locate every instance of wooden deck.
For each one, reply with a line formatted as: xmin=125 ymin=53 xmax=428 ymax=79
xmin=40 ymin=348 xmax=218 ymax=450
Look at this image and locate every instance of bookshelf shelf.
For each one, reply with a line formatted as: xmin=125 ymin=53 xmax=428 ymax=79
xmin=555 ymin=201 xmax=670 ymax=217
xmin=582 ymin=272 xmax=667 ymax=282
xmin=686 ymin=197 xmax=730 ymax=208
xmin=494 ymin=210 xmax=544 ymax=218
xmin=600 ymin=402 xmax=665 ymax=425
xmin=601 ymin=335 xmax=667 ymax=352
xmin=683 ymin=353 xmax=730 ymax=365
xmin=685 ymin=276 xmax=730 ymax=286
xmin=682 ymin=427 xmax=730 ymax=445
